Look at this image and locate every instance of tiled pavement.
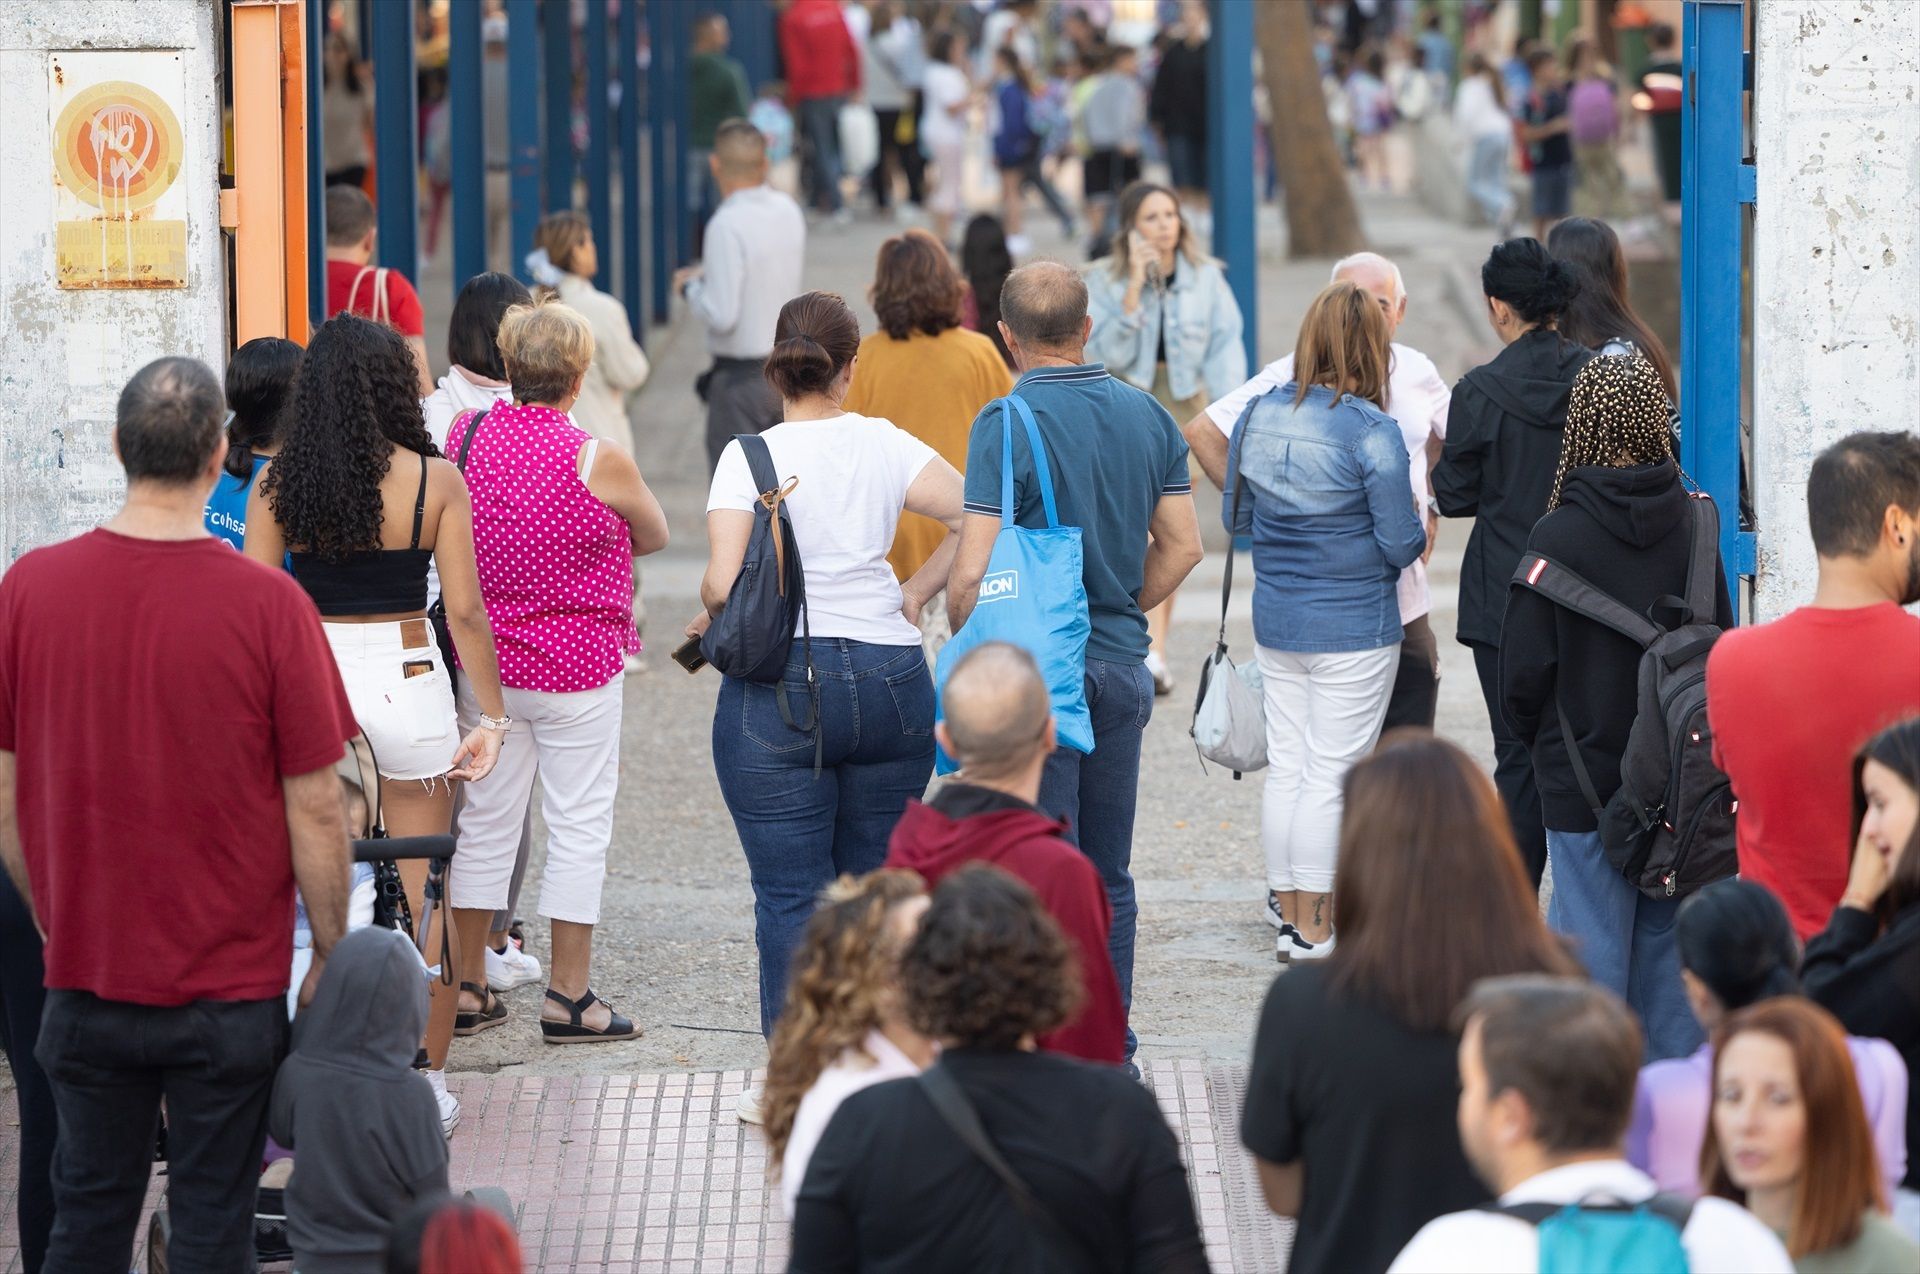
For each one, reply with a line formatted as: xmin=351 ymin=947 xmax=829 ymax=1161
xmin=0 ymin=1059 xmax=1292 ymax=1273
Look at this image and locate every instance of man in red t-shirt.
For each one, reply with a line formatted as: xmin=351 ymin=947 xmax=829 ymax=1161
xmin=776 ymin=0 xmax=860 ymax=216
xmin=323 ymin=182 xmax=434 ymax=394
xmin=1707 ymin=431 xmax=1920 ymax=939
xmin=0 ymin=358 xmax=357 ymax=1268
xmin=885 ymin=643 xmax=1127 ymax=1066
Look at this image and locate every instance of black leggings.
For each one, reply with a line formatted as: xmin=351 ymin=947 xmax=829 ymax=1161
xmin=870 ymin=106 xmax=926 ymax=208
xmin=0 ymin=874 xmax=55 ymax=1272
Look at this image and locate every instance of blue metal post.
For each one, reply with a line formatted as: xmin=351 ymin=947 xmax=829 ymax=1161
xmin=1207 ymin=0 xmax=1258 ymax=373
xmin=544 ymin=0 xmax=575 ymax=216
xmin=508 ymin=0 xmax=542 ymax=283
xmin=647 ymin=0 xmax=676 ymax=322
xmin=586 ymin=0 xmax=614 ymax=291
xmin=671 ymin=0 xmax=695 ymax=259
xmin=620 ymin=0 xmax=645 ymax=341
xmin=1678 ymin=0 xmax=1754 ymax=599
xmin=369 ymin=0 xmax=419 ymax=282
xmin=727 ymin=0 xmax=776 ymax=92
xmin=306 ymin=0 xmax=326 ymax=326
xmin=449 ymin=0 xmax=488 ymax=292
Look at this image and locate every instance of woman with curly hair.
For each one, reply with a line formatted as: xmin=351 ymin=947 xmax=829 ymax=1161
xmin=445 ymin=300 xmax=670 ymax=1048
xmin=790 ymin=865 xmax=1207 ymax=1272
xmin=245 ymin=313 xmax=512 ymax=1134
xmin=763 ymin=870 xmax=931 ymax=1218
xmin=844 ymin=228 xmax=1011 ymax=598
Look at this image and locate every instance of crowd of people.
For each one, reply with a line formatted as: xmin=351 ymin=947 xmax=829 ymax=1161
xmin=4 ymin=6 xmax=1920 ymax=1274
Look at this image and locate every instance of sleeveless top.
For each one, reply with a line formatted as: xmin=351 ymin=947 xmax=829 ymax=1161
xmin=288 ymin=455 xmax=434 ymax=615
xmin=448 ymin=403 xmax=636 ymax=691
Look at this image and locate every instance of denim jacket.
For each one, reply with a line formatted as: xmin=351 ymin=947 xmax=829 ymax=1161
xmin=1085 ymin=255 xmax=1247 ymax=404
xmin=1225 ymin=383 xmax=1427 ymax=653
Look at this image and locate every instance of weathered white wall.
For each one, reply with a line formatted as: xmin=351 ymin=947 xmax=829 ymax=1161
xmin=1753 ymin=0 xmax=1920 ymax=618
xmin=0 ymin=0 xmax=224 ymax=564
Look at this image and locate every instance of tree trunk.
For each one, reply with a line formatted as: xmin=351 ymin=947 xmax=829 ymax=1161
xmin=1257 ymin=0 xmax=1366 ymax=259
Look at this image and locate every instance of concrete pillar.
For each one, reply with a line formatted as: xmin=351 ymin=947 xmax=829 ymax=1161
xmin=0 ymin=0 xmax=225 ymax=563
xmin=1752 ymin=0 xmax=1920 ymax=619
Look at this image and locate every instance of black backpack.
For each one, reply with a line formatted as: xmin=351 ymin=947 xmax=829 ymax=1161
xmin=700 ymin=433 xmax=821 ymax=769
xmin=1512 ymin=494 xmax=1737 ymax=899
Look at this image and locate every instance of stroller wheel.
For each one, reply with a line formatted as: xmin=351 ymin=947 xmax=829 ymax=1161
xmin=147 ymin=1206 xmax=172 ymax=1274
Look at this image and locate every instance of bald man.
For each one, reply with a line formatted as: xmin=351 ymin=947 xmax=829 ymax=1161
xmin=948 ymin=262 xmax=1203 ymax=1066
xmin=885 ymin=643 xmax=1126 ymax=1065
xmin=1183 ymin=252 xmax=1452 ymax=744
xmin=673 ymin=119 xmax=806 ymax=470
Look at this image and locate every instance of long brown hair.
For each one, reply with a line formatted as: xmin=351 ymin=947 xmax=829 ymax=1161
xmin=1851 ymin=716 xmax=1920 ymax=924
xmin=1106 ymin=180 xmax=1203 ymax=281
xmin=1547 ymin=217 xmax=1679 ymax=400
xmin=1702 ymin=998 xmax=1884 ymax=1259
xmin=1291 ymin=282 xmax=1392 ymax=410
xmin=1331 ymin=732 xmax=1580 ymax=1031
xmin=871 ymin=229 xmax=964 ymax=340
xmin=762 ymin=870 xmax=926 ymax=1172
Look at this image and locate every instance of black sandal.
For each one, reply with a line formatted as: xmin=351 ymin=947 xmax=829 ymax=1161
xmin=453 ymin=981 xmax=508 ymax=1036
xmin=540 ymin=988 xmax=642 ymax=1045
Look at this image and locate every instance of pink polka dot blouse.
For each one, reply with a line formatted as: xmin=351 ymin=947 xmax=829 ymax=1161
xmin=449 ymin=403 xmax=637 ymax=692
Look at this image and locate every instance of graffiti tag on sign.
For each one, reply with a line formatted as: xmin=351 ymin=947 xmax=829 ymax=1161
xmin=49 ymin=57 xmax=188 ymax=288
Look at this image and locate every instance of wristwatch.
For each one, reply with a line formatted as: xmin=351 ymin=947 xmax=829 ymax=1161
xmin=479 ymin=713 xmax=513 ymax=732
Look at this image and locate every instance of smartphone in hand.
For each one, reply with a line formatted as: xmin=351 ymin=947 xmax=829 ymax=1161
xmin=672 ymin=636 xmax=709 ymax=674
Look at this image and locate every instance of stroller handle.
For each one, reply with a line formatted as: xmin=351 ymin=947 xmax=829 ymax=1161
xmin=352 ymin=834 xmax=456 ymax=864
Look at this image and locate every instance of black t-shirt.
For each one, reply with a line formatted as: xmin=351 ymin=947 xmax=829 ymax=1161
xmin=1523 ymin=86 xmax=1574 ymax=168
xmin=1240 ymin=966 xmax=1489 ymax=1274
xmin=791 ymin=1048 xmax=1208 ymax=1273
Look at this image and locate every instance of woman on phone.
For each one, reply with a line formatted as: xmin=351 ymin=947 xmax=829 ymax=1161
xmin=1085 ymin=180 xmax=1245 ymax=694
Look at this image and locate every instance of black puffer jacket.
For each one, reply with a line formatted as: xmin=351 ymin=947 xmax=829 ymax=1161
xmin=1434 ymin=329 xmax=1594 ymax=647
xmin=1499 ymin=461 xmax=1733 ymax=831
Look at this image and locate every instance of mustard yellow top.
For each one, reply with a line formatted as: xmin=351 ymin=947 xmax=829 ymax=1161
xmin=844 ymin=326 xmax=1014 ymax=580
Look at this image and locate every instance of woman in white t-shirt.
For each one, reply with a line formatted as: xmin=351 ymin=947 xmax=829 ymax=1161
xmin=696 ymin=290 xmax=964 ymax=1046
xmin=921 ymin=30 xmax=975 ymax=245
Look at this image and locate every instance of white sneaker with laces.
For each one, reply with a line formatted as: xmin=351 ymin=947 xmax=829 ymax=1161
xmin=1263 ymin=893 xmax=1286 ymax=930
xmin=486 ymin=941 xmax=543 ymax=992
xmin=735 ymin=1084 xmax=765 ymax=1126
xmin=426 ymin=1069 xmax=460 ymax=1139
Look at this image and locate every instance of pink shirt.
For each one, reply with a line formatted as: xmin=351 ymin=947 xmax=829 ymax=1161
xmin=449 ymin=403 xmax=636 ymax=692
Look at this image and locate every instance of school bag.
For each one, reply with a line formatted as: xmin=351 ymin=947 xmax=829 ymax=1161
xmin=1569 ymin=78 xmax=1619 ymax=145
xmin=1488 ymin=1194 xmax=1693 ymax=1273
xmin=1512 ymin=493 xmax=1737 ymax=899
xmin=935 ymin=394 xmax=1092 ymax=774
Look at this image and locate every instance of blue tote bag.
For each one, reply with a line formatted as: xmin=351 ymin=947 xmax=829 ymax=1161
xmin=935 ymin=393 xmax=1093 ymax=773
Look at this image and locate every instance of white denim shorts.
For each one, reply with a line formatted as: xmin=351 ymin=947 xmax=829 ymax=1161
xmin=322 ymin=619 xmax=462 ymax=781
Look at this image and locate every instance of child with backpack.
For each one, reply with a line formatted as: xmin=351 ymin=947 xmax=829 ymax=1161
xmin=1566 ymin=39 xmax=1625 ymax=219
xmin=1499 ymin=354 xmax=1734 ymax=1063
xmin=270 ymin=927 xmax=451 ymax=1272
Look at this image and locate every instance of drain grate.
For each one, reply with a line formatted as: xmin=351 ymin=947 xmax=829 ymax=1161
xmin=1209 ymin=1064 xmax=1297 ymax=1273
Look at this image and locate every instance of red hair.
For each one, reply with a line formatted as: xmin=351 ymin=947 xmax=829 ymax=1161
xmin=420 ymin=1203 xmax=523 ymax=1274
xmin=1702 ymin=999 xmax=1884 ymax=1259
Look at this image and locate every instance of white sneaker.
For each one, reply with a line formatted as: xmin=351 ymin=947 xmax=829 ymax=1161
xmin=426 ymin=1069 xmax=460 ymax=1139
xmin=485 ymin=941 xmax=542 ymax=992
xmin=1263 ymin=892 xmax=1286 ymax=930
xmin=1292 ymin=929 xmax=1337 ymax=961
xmin=735 ymin=1084 xmax=765 ymax=1126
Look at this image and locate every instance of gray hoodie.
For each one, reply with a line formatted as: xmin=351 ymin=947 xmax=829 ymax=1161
xmin=270 ymin=927 xmax=449 ymax=1274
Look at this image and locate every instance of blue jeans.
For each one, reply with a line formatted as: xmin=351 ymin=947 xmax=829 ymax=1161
xmin=714 ymin=639 xmax=935 ymax=1036
xmin=1546 ymin=828 xmax=1704 ymax=1062
xmin=796 ymin=95 xmax=846 ymax=213
xmin=1038 ymin=658 xmax=1153 ymax=1060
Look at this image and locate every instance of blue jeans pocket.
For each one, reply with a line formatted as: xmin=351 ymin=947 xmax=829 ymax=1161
xmin=884 ymin=662 xmax=934 ymax=737
xmin=740 ymin=679 xmax=818 ymax=753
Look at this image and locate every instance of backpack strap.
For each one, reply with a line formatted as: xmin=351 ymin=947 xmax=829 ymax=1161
xmin=1483 ymin=1192 xmax=1695 ymax=1228
xmin=735 ymin=432 xmax=781 ymax=497
xmin=1681 ymin=494 xmax=1722 ymax=626
xmin=1513 ymin=554 xmax=1663 ymax=649
xmin=736 ymin=433 xmax=823 ymax=778
xmin=450 ymin=406 xmax=491 ymax=471
xmin=916 ymin=1066 xmax=1093 ymax=1266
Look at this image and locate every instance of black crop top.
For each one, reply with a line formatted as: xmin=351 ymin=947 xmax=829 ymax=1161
xmin=289 ymin=455 xmax=434 ymax=616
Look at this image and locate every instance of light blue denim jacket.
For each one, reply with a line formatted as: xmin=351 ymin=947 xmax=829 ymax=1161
xmin=1085 ymin=255 xmax=1247 ymax=404
xmin=1225 ymin=383 xmax=1427 ymax=653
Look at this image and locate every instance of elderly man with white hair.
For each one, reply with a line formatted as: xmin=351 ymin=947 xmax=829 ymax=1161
xmin=1184 ymin=250 xmax=1451 ymax=740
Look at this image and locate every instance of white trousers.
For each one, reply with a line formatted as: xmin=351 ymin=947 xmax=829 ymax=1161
xmin=1256 ymin=643 xmax=1399 ymax=894
xmin=451 ymin=675 xmax=624 ymax=925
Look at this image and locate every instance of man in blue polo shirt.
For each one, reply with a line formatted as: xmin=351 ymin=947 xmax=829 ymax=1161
xmin=949 ymin=261 xmax=1205 ymax=1064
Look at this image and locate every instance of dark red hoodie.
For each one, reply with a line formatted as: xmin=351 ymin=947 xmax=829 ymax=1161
xmin=885 ymin=785 xmax=1126 ymax=1065
xmin=777 ymin=0 xmax=861 ymax=103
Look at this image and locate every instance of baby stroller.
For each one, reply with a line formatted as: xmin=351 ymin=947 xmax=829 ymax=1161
xmin=146 ymin=734 xmax=456 ymax=1271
